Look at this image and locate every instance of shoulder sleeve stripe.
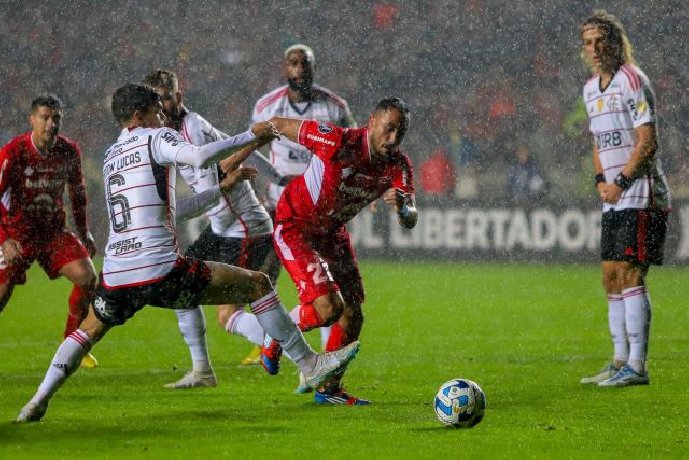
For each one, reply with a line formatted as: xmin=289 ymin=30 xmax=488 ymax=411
xmin=256 ymin=87 xmax=289 ymax=114
xmin=620 ymin=65 xmax=641 ymax=91
xmin=313 ymin=86 xmax=347 ymax=109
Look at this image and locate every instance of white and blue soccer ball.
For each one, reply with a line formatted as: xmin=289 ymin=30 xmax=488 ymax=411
xmin=434 ymin=378 xmax=486 ymax=428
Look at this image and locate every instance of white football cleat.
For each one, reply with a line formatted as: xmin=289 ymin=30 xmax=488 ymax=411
xmin=580 ymin=363 xmax=619 ymax=384
xmin=16 ymin=400 xmax=48 ymax=423
xmin=301 ymin=341 xmax=359 ymax=390
xmin=598 ymin=365 xmax=649 ymax=387
xmin=164 ymin=369 xmax=217 ymax=389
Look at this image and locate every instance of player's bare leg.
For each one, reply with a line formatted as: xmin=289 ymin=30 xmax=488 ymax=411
xmin=59 ymin=258 xmax=99 ymax=368
xmin=204 ymin=262 xmax=358 ymax=389
xmin=17 ymin=306 xmax=111 ymax=422
xmin=0 ymin=282 xmax=16 ymax=314
xmin=314 ymin=300 xmax=369 ymax=405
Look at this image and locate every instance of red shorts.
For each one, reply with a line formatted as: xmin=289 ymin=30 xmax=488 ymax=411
xmin=0 ymin=230 xmax=90 ymax=285
xmin=273 ymin=223 xmax=364 ymax=306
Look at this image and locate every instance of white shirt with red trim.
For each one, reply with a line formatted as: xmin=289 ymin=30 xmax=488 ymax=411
xmin=102 ymin=127 xmax=186 ymax=287
xmin=275 ymin=121 xmax=414 ymax=231
xmin=251 ymin=84 xmax=355 ymax=208
xmin=177 ymin=110 xmax=272 ymax=238
xmin=584 ymin=64 xmax=670 ymax=211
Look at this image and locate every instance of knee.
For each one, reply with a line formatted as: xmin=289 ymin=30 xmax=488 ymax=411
xmin=318 ymin=293 xmax=345 ymax=326
xmin=74 ymin=269 xmax=97 ymax=292
xmin=216 ymin=305 xmax=240 ymax=328
xmin=250 ymin=271 xmax=274 ymax=299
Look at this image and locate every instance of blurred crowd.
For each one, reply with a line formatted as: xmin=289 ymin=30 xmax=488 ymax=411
xmin=1 ymin=0 xmax=687 ymax=232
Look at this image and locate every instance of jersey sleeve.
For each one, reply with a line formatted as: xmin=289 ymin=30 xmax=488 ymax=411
xmin=297 ymin=120 xmax=343 ymax=161
xmin=392 ymin=154 xmax=415 ymax=194
xmin=623 ymin=72 xmax=655 ymax=128
xmin=0 ymin=144 xmax=13 ymax=244
xmin=66 ymin=143 xmax=89 ymax=236
xmin=186 ymin=114 xmax=226 ymax=145
xmin=336 ymin=99 xmax=357 ymax=128
xmin=152 ymin=128 xmax=190 ymax=165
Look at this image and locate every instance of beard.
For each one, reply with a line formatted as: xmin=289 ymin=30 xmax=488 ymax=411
xmin=287 ymin=75 xmax=313 ymax=94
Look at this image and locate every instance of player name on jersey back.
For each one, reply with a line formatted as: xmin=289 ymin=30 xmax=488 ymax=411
xmin=101 ymin=128 xmax=180 ymax=288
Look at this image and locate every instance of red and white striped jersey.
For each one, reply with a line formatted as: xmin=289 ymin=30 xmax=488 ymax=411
xmin=251 ymin=84 xmax=355 ymax=208
xmin=101 ymin=127 xmax=185 ymax=287
xmin=177 ymin=110 xmax=272 ymax=238
xmin=584 ymin=64 xmax=670 ymax=211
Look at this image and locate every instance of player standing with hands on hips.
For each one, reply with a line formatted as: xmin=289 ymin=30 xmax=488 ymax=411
xmin=579 ymin=10 xmax=670 ymax=387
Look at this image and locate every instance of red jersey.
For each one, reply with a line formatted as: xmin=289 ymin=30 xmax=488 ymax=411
xmin=0 ymin=132 xmax=88 ymax=245
xmin=275 ymin=121 xmax=414 ymax=231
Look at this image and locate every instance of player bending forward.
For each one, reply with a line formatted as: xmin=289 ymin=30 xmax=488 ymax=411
xmin=242 ymin=98 xmax=417 ymax=404
xmin=16 ymin=83 xmax=358 ymax=422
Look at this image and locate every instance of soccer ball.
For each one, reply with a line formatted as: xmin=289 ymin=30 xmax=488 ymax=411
xmin=434 ymin=378 xmax=486 ymax=428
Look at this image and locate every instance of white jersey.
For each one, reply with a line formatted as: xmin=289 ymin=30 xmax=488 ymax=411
xmin=584 ymin=64 xmax=670 ymax=211
xmin=251 ymin=84 xmax=355 ymax=208
xmin=102 ymin=127 xmax=185 ymax=287
xmin=177 ymin=110 xmax=272 ymax=238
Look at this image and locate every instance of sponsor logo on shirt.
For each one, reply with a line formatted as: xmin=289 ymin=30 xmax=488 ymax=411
xmin=162 ymin=131 xmax=179 ymax=146
xmin=306 ymin=133 xmax=336 ymax=147
xmin=317 ymin=122 xmax=333 ymax=134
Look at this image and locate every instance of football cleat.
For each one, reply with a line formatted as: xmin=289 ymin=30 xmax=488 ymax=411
xmin=580 ymin=363 xmax=619 ymax=384
xmin=16 ymin=400 xmax=48 ymax=423
xmin=260 ymin=335 xmax=283 ymax=375
xmin=163 ymin=369 xmax=217 ymax=389
xmin=314 ymin=387 xmax=370 ymax=406
xmin=302 ymin=341 xmax=360 ymax=390
xmin=238 ymin=345 xmax=262 ymax=367
xmin=80 ymin=352 xmax=99 ymax=369
xmin=294 ymin=371 xmax=313 ymax=394
xmin=598 ymin=365 xmax=649 ymax=387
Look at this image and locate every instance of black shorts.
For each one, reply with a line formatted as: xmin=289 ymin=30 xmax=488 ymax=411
xmin=600 ymin=209 xmax=668 ymax=266
xmin=185 ymin=226 xmax=279 ymax=283
xmin=92 ymin=257 xmax=212 ymax=326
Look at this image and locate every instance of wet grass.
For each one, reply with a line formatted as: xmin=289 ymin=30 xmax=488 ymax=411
xmin=1 ymin=261 xmax=687 ymax=459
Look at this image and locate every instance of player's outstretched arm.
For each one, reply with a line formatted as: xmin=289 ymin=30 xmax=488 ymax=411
xmin=265 ymin=117 xmax=303 ymax=144
xmin=175 ymin=122 xmax=277 ymax=170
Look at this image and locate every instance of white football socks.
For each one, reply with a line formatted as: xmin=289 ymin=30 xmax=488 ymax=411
xmin=225 ymin=309 xmax=264 ymax=346
xmin=175 ymin=307 xmax=211 ymax=373
xmin=31 ymin=330 xmax=92 ymax=405
xmin=607 ymin=294 xmax=628 ymax=366
xmin=623 ymin=286 xmax=651 ymax=373
xmin=320 ymin=325 xmax=332 ymax=351
xmin=250 ymin=291 xmax=316 ymax=371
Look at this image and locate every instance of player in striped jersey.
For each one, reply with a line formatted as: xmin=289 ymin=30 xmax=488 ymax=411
xmin=579 ymin=10 xmax=670 ymax=387
xmin=251 ymin=44 xmax=357 ymax=358
xmin=142 ymin=70 xmax=289 ymax=388
xmin=16 ymin=83 xmax=359 ymax=422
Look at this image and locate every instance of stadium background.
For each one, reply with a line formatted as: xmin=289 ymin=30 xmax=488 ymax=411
xmin=1 ymin=0 xmax=686 ymax=263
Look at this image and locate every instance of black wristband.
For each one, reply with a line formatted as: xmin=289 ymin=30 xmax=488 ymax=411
xmin=594 ymin=173 xmax=605 ymax=187
xmin=613 ymin=173 xmax=633 ymax=190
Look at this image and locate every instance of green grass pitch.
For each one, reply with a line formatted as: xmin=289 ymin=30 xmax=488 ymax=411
xmin=1 ymin=261 xmax=688 ymax=458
